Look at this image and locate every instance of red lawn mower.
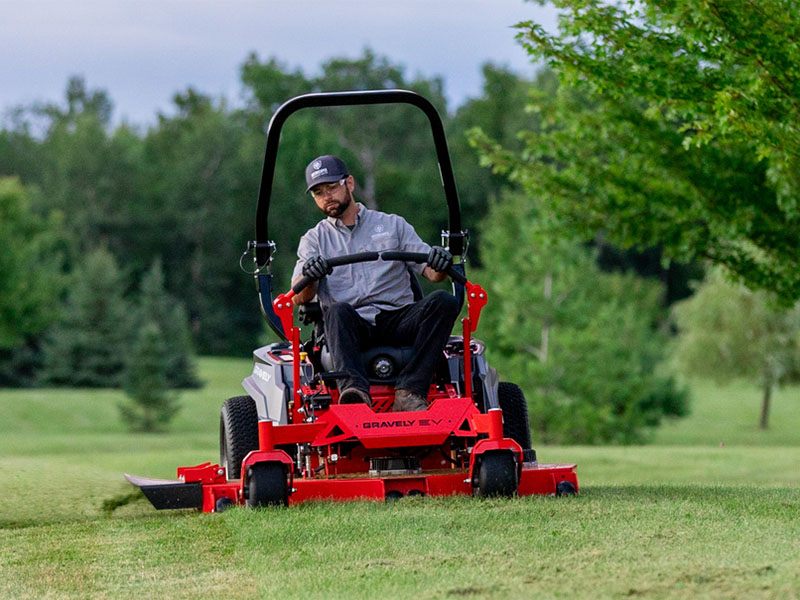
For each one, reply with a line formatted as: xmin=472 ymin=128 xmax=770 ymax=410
xmin=126 ymin=90 xmax=578 ymax=511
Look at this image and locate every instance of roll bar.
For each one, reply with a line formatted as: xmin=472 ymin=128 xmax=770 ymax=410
xmin=254 ymin=89 xmax=466 ymax=267
xmin=253 ymin=89 xmax=468 ymax=340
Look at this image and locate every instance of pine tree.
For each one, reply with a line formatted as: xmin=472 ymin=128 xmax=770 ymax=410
xmin=119 ymin=320 xmax=180 ymax=432
xmin=41 ymin=247 xmax=130 ymax=387
xmin=134 ymin=259 xmax=200 ymax=388
xmin=475 ymin=192 xmax=688 ymax=444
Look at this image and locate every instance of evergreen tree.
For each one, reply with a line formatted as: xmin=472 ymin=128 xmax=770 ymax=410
xmin=41 ymin=247 xmax=130 ymax=387
xmin=476 ymin=193 xmax=688 ymax=444
xmin=119 ymin=321 xmax=180 ymax=432
xmin=134 ymin=259 xmax=200 ymax=388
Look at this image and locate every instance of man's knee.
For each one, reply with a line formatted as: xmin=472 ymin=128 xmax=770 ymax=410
xmin=324 ymin=302 xmax=358 ymax=326
xmin=427 ymin=290 xmax=461 ymax=319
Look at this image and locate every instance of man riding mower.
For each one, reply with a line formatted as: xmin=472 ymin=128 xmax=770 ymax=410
xmin=126 ymin=90 xmax=578 ymax=511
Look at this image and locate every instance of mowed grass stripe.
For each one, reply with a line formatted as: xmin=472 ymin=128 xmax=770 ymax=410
xmin=1 ymin=358 xmax=799 ymax=598
xmin=2 ymin=488 xmax=798 ymax=598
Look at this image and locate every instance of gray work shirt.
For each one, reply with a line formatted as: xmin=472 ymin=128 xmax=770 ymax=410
xmin=292 ymin=203 xmax=431 ymax=324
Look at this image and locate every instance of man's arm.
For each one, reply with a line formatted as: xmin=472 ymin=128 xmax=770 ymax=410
xmin=422 ymin=266 xmax=448 ymax=283
xmin=291 ymin=277 xmax=318 ymax=305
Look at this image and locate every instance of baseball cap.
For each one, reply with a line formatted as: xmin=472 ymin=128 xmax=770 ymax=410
xmin=305 ymin=155 xmax=349 ymax=192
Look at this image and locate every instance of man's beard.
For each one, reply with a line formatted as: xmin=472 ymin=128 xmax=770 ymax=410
xmin=322 ymin=188 xmax=353 ymax=218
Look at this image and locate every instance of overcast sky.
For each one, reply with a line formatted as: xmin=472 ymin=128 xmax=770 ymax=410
xmin=1 ymin=0 xmax=557 ymax=125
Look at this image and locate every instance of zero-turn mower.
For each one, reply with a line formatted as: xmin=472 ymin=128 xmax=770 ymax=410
xmin=126 ymin=90 xmax=578 ymax=511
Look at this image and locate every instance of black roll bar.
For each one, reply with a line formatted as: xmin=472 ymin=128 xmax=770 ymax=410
xmin=254 ymin=89 xmax=465 ymax=268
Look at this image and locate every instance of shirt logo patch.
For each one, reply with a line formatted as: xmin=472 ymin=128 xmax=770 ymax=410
xmin=375 ymin=224 xmax=385 ymax=233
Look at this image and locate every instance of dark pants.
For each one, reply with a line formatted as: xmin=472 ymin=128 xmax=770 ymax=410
xmin=323 ymin=290 xmax=461 ymax=397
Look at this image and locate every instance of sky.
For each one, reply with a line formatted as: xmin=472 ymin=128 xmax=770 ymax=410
xmin=0 ymin=0 xmax=557 ymax=126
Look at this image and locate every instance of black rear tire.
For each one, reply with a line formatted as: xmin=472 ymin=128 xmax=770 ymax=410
xmin=220 ymin=395 xmax=259 ymax=480
xmin=246 ymin=462 xmax=288 ymax=507
xmin=474 ymin=451 xmax=518 ymax=498
xmin=497 ymin=382 xmax=532 ymax=450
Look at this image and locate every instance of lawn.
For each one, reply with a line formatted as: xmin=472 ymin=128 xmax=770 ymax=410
xmin=1 ymin=358 xmax=798 ymax=598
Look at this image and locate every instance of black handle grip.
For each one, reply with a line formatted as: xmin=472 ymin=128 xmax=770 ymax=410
xmin=291 ymin=250 xmax=467 ymax=295
xmin=291 ymin=252 xmax=381 ymax=294
xmin=327 ymin=251 xmax=381 ymax=267
xmin=380 ymin=251 xmax=427 ymax=263
xmin=379 ymin=251 xmax=466 ymax=285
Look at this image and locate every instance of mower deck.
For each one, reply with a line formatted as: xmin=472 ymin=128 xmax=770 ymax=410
xmin=126 ymin=462 xmax=578 ymax=512
xmin=127 ymin=398 xmax=578 ymax=512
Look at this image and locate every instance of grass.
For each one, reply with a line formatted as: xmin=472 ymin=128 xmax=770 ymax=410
xmin=1 ymin=358 xmax=799 ymax=598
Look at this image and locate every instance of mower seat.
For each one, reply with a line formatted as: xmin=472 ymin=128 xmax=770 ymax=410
xmin=320 ymin=344 xmax=415 ymax=384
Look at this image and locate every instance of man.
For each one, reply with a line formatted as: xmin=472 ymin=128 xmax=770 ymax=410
xmin=292 ymin=155 xmax=460 ymax=412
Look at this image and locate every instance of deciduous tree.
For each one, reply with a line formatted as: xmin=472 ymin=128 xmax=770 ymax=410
xmin=672 ymin=269 xmax=800 ymax=429
xmin=477 ymin=1 xmax=800 ymax=302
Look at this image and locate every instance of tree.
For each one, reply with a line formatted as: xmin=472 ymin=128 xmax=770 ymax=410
xmin=139 ymin=88 xmax=264 ymax=354
xmin=448 ymin=64 xmax=546 ymax=258
xmin=0 ymin=178 xmax=63 ymax=386
xmin=41 ymin=247 xmax=131 ymax=387
xmin=672 ymin=269 xmax=800 ymax=429
xmin=134 ymin=259 xmax=200 ymax=388
xmin=476 ymin=1 xmax=800 ymax=302
xmin=476 ymin=192 xmax=687 ymax=444
xmin=0 ymin=178 xmax=61 ymax=348
xmin=119 ymin=321 xmax=180 ymax=432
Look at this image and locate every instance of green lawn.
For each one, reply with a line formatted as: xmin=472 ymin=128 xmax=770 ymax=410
xmin=1 ymin=358 xmax=798 ymax=598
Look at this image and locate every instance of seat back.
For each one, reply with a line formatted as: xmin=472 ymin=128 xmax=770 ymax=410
xmin=320 ymin=344 xmax=415 ymax=384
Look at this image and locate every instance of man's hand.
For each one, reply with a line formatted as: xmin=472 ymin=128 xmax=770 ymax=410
xmin=427 ymin=246 xmax=452 ymax=273
xmin=302 ymin=255 xmax=332 ymax=281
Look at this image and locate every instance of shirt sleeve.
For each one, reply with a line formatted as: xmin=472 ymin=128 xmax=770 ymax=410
xmin=397 ymin=215 xmax=431 ymax=275
xmin=291 ymin=230 xmax=319 ymax=281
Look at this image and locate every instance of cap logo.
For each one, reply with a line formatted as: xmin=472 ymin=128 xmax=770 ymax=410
xmin=311 ymin=168 xmax=328 ymax=180
xmin=313 ymin=160 xmax=322 ymax=170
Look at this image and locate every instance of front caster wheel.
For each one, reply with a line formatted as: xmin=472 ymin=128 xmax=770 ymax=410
xmin=556 ymin=480 xmax=578 ymax=496
xmin=474 ymin=451 xmax=518 ymax=498
xmin=246 ymin=462 xmax=288 ymax=507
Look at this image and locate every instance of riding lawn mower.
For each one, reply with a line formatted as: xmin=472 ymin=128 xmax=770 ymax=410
xmin=126 ymin=90 xmax=579 ymax=511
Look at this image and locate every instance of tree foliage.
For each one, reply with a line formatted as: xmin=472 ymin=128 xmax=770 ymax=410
xmin=119 ymin=321 xmax=180 ymax=432
xmin=0 ymin=178 xmax=62 ymax=349
xmin=41 ymin=247 xmax=130 ymax=387
xmin=672 ymin=269 xmax=800 ymax=429
xmin=476 ymin=193 xmax=687 ymax=444
xmin=475 ymin=1 xmax=800 ymax=302
xmin=0 ymin=178 xmax=63 ymax=386
xmin=134 ymin=259 xmax=200 ymax=389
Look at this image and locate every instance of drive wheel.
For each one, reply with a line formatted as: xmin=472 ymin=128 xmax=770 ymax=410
xmin=220 ymin=395 xmax=258 ymax=480
xmin=246 ymin=462 xmax=288 ymax=507
xmin=474 ymin=451 xmax=518 ymax=498
xmin=497 ymin=382 xmax=532 ymax=450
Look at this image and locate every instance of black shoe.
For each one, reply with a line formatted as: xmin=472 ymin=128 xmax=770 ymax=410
xmin=339 ymin=387 xmax=372 ymax=406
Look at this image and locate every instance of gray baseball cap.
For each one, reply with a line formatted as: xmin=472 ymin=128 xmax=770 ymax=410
xmin=305 ymin=155 xmax=349 ymax=192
